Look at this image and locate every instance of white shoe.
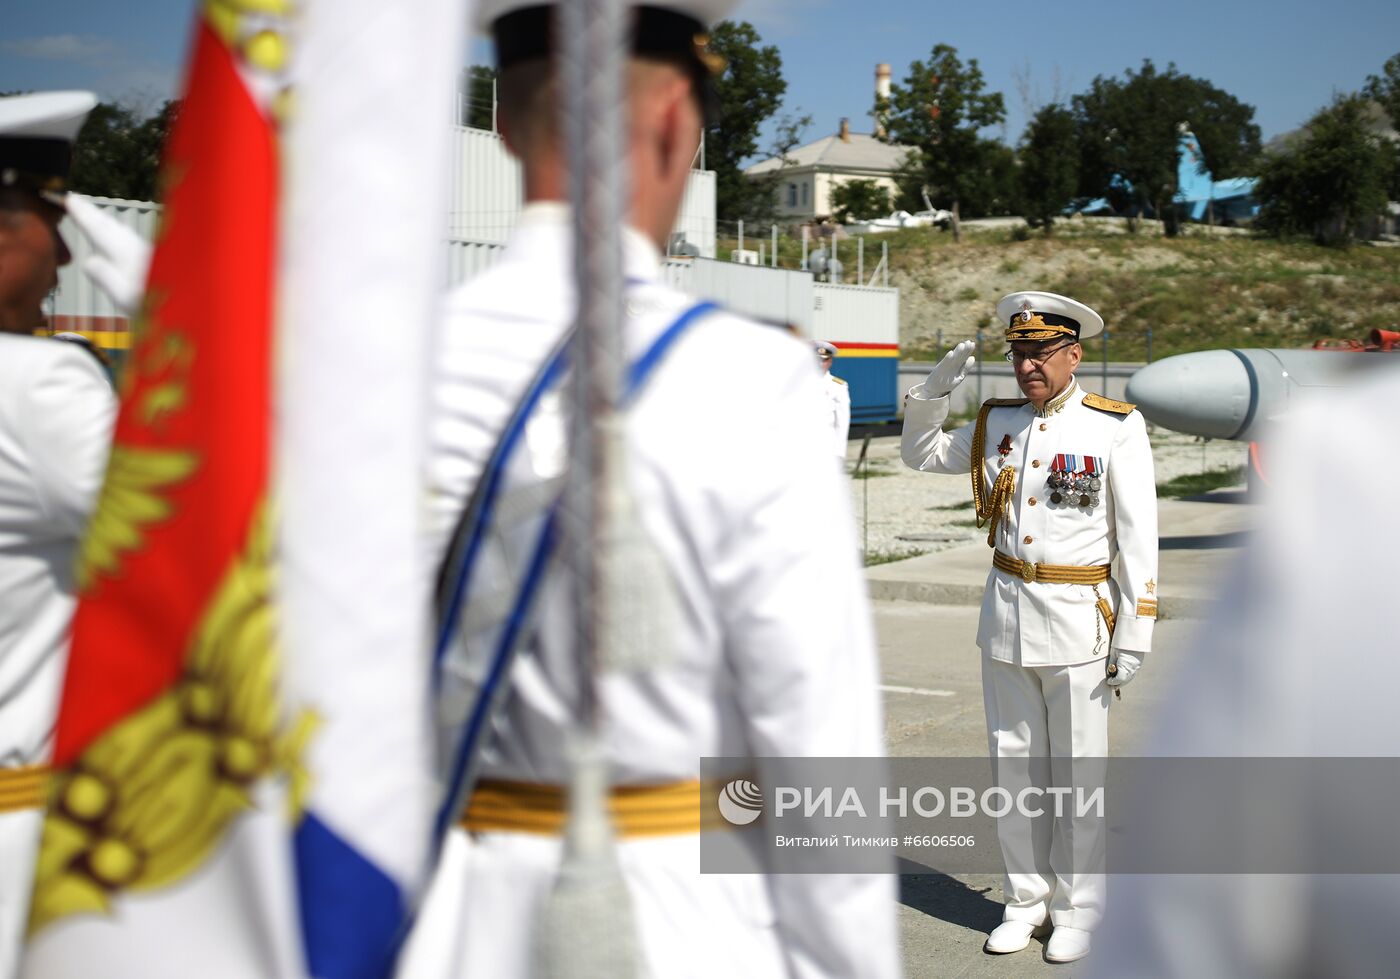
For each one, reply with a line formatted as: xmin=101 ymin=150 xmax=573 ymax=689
xmin=1044 ymin=926 xmax=1092 ymax=963
xmin=983 ymin=920 xmax=1044 ymax=954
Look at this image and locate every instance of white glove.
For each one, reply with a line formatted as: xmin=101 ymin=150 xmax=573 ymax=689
xmin=1106 ymin=649 xmax=1144 ymax=687
xmin=65 ymin=194 xmax=153 ymax=318
xmin=919 ymin=339 xmax=976 ymax=398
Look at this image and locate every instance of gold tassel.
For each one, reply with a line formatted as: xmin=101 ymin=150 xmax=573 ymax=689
xmin=970 ymin=403 xmax=1016 ymax=548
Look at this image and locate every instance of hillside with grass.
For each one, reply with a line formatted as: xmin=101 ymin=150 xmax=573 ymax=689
xmin=717 ymin=218 xmax=1400 ymax=362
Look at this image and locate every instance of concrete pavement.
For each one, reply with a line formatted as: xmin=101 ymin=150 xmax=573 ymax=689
xmin=868 ymin=488 xmax=1253 ymax=976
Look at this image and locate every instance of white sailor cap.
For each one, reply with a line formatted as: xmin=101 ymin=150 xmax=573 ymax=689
xmin=996 ymin=290 xmax=1104 ymax=343
xmin=477 ymin=0 xmax=735 ymax=123
xmin=814 ymin=339 xmax=839 ymax=357
xmin=0 ymin=91 xmax=97 ymax=196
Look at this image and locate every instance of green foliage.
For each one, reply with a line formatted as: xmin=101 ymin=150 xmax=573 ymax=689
xmin=1073 ymin=61 xmax=1259 ymax=236
xmin=1156 ymin=465 xmax=1245 ymax=498
xmin=863 ymin=547 xmax=928 ymax=566
xmin=1019 ymin=105 xmax=1078 ymax=233
xmin=707 ymin=20 xmax=788 ymax=223
xmin=1255 ymin=94 xmax=1398 ymax=246
xmin=831 ymin=178 xmax=892 ymax=222
xmin=960 ymin=139 xmax=1020 ymax=217
xmin=460 ymin=65 xmax=497 ymax=131
xmin=882 ymin=45 xmax=1006 ymax=238
xmin=1364 ymin=51 xmax=1400 ymax=129
xmin=69 ymin=100 xmax=177 ymax=201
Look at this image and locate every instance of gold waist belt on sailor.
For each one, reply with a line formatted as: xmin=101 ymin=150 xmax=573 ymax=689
xmin=993 ymin=550 xmax=1111 ymax=585
xmin=0 ymin=765 xmax=49 ymax=814
xmin=461 ymin=778 xmax=710 ymax=839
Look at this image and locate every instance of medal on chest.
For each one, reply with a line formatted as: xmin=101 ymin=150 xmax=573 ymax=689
xmin=1047 ymin=454 xmax=1104 ymax=508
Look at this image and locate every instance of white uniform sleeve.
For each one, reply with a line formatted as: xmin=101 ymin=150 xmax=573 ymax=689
xmin=834 ymin=380 xmax=850 ymax=461
xmin=900 ymin=385 xmax=974 ymax=475
xmin=21 ymin=346 xmax=115 ymax=538
xmin=710 ymin=350 xmax=899 ymax=979
xmin=1107 ymin=410 xmax=1157 ymax=654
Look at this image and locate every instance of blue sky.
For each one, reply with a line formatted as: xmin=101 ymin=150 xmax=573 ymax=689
xmin=3 ymin=0 xmax=1397 ymax=153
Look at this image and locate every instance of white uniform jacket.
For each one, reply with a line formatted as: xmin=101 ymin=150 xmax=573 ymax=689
xmin=0 ymin=335 xmax=114 ymax=765
xmin=823 ymin=371 xmax=850 ymax=460
xmin=901 ymin=380 xmax=1157 ymax=666
xmin=410 ymin=204 xmax=898 ymax=979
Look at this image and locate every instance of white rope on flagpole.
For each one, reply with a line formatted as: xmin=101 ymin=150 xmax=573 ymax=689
xmin=538 ymin=0 xmax=640 ymax=974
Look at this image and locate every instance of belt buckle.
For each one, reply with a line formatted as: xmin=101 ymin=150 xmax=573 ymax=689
xmin=1021 ymin=561 xmax=1037 ymax=584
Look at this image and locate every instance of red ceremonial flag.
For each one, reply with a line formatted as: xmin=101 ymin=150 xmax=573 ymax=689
xmin=29 ymin=4 xmax=282 ymax=937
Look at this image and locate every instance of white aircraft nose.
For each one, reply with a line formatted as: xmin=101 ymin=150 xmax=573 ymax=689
xmin=1127 ymin=350 xmax=1254 ymax=440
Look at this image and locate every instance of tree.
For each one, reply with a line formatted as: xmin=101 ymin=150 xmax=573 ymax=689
xmin=960 ymin=139 xmax=1020 ymax=218
xmin=69 ymin=100 xmax=177 ymax=201
xmin=707 ymin=20 xmax=788 ymax=222
xmin=881 ymin=44 xmax=1006 ymax=241
xmin=830 ymin=179 xmax=892 ymax=222
xmin=1073 ymin=61 xmax=1259 ymax=236
xmin=1019 ymin=104 xmax=1078 ymax=234
xmin=1364 ymin=51 xmax=1400 ymax=128
xmin=460 ymin=65 xmax=497 ymax=131
xmin=1255 ymin=94 xmax=1398 ymax=246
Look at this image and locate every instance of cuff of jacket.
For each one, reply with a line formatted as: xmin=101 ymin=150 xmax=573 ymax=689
xmin=1112 ymin=614 xmax=1154 ymax=654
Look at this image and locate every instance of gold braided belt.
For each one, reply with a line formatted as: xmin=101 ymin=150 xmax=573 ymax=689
xmin=993 ymin=550 xmax=1110 ymax=585
xmin=461 ymin=777 xmax=718 ymax=839
xmin=0 ymin=765 xmax=49 ymax=814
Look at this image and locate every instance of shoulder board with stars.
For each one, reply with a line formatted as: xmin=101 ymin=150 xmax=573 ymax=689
xmin=832 ymin=376 xmax=847 ymax=385
xmin=1082 ymin=392 xmax=1135 ymax=416
xmin=982 ymin=397 xmax=1029 ymax=408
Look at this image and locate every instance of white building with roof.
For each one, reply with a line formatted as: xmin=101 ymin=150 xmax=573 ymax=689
xmin=745 ymin=117 xmax=910 ymax=221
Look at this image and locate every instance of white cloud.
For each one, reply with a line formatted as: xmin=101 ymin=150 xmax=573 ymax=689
xmin=739 ymin=0 xmax=827 ymax=34
xmin=0 ymin=34 xmax=120 ymax=64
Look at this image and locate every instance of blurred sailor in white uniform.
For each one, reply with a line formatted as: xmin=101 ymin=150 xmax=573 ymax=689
xmin=815 ymin=339 xmax=850 ymax=463
xmin=900 ymin=293 xmax=1158 ymax=964
xmin=397 ymin=2 xmax=900 ymax=978
xmin=1090 ymin=368 xmax=1400 ymax=978
xmin=0 ymin=91 xmax=117 ymax=979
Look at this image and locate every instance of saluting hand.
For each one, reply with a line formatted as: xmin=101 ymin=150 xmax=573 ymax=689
xmin=919 ymin=339 xmax=976 ymax=398
xmin=65 ymin=194 xmax=153 ymax=319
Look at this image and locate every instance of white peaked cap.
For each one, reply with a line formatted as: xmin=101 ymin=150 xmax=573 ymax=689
xmin=996 ymin=290 xmax=1105 ymax=342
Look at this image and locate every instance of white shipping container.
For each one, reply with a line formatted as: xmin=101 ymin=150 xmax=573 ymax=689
xmin=662 ymin=257 xmax=813 ymax=335
xmin=48 ymin=196 xmax=160 ymax=339
xmin=447 ymin=126 xmax=715 ymax=256
xmin=812 ymin=282 xmax=899 ymax=347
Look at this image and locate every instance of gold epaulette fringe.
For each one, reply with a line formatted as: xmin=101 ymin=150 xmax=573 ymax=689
xmin=1083 ymin=392 xmax=1135 ymax=415
xmin=971 ymin=402 xmax=1020 ymax=547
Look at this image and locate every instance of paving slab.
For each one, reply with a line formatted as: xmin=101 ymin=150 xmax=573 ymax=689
xmin=866 ymin=488 xmax=1254 ymax=621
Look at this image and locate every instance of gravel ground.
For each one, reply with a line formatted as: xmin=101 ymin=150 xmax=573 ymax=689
xmin=845 ymin=427 xmax=1246 ymax=561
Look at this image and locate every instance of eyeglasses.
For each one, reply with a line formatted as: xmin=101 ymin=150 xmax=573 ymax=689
xmin=1005 ymin=343 xmax=1074 ymax=366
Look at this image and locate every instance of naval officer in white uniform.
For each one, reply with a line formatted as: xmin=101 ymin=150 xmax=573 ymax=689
xmin=0 ymin=91 xmax=116 ymax=978
xmin=815 ymin=340 xmax=851 ymax=463
xmin=901 ymin=292 xmax=1158 ymax=964
xmin=397 ymin=3 xmax=900 ymax=978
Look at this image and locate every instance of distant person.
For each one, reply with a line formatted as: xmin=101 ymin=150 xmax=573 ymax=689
xmin=900 ymin=292 xmax=1158 ymax=964
xmin=396 ymin=1 xmax=899 ymax=977
xmin=0 ymin=91 xmax=116 ymax=979
xmin=816 ymin=339 xmax=851 ymax=463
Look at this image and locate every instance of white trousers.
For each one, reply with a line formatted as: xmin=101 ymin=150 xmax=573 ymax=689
xmin=982 ymin=655 xmax=1110 ymax=932
xmin=0 ymin=807 xmax=42 ymax=979
xmin=398 ymin=830 xmax=789 ymax=979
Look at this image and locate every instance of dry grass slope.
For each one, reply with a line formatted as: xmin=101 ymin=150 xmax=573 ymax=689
xmin=717 ymin=219 xmax=1400 ymax=363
